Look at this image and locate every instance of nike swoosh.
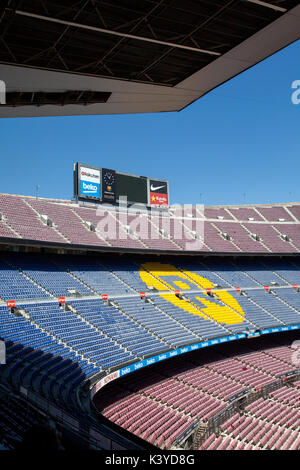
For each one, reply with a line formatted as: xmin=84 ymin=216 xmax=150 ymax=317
xmin=151 ymin=184 xmax=165 ymax=191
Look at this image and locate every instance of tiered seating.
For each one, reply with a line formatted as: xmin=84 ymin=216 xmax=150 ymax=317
xmin=75 ymin=206 xmax=146 ymax=250
xmin=165 ymin=216 xmax=207 ymax=251
xmin=152 ymin=294 xmax=230 ymax=339
xmin=204 ymin=208 xmax=233 ymax=220
xmin=1 ymin=243 xmax=299 ymax=451
xmin=229 ymin=290 xmax=283 ymax=328
xmin=203 ymin=222 xmax=240 ymax=252
xmin=27 ymin=198 xmax=105 ymax=246
xmin=98 ymin=258 xmax=153 ymax=292
xmin=95 ymin=333 xmax=300 ymax=450
xmin=21 ymin=302 xmax=134 ymax=370
xmin=199 ymin=258 xmax=259 ymax=287
xmin=71 ymin=299 xmax=168 ymax=358
xmin=0 ymin=194 xmax=65 ymax=243
xmin=288 ymin=205 xmax=300 ymax=221
xmin=210 ymin=411 xmax=299 ymax=450
xmin=0 ymin=194 xmax=299 ymax=254
xmin=3 ymin=253 xmax=94 ymax=297
xmin=245 ymin=290 xmax=300 ymax=325
xmin=176 ymin=367 xmax=244 ymax=402
xmin=139 ymin=260 xmax=254 ymax=332
xmin=58 ymin=255 xmax=134 ymax=295
xmin=115 ymin=296 xmax=199 ymax=348
xmin=212 ymin=222 xmax=268 ymax=252
xmin=255 ymin=206 xmax=294 ymax=222
xmin=0 ymin=221 xmax=18 ymax=239
xmin=245 ymin=223 xmax=295 ymax=252
xmin=260 ymin=258 xmax=300 ymax=284
xmin=1 ymin=252 xmax=300 ymax=334
xmin=103 ymin=392 xmax=193 ymax=449
xmin=235 ymin=351 xmax=296 ymax=377
xmin=271 ymin=225 xmax=300 ymax=251
xmin=0 ymin=306 xmax=99 ymax=400
xmin=233 ymin=258 xmax=289 ymax=286
xmin=227 ymin=207 xmax=264 ymax=222
xmin=269 ymin=385 xmax=300 ymax=407
xmin=0 ymin=259 xmax=49 ymax=301
xmin=202 ymin=357 xmax=274 ymax=389
xmin=128 ymin=213 xmax=179 ymax=251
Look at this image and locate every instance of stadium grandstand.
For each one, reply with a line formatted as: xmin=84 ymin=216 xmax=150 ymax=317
xmin=0 ymin=191 xmax=299 ymax=450
xmin=0 ymin=0 xmax=300 ymax=455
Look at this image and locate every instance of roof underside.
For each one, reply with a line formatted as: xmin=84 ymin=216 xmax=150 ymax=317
xmin=0 ymin=0 xmax=299 ymax=117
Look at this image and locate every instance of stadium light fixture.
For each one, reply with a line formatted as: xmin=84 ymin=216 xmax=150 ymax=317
xmin=244 ymin=0 xmax=287 ymax=12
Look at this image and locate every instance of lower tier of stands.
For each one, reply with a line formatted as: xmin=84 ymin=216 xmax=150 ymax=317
xmin=94 ymin=333 xmax=300 ymax=450
xmin=0 ymin=252 xmax=300 ymax=450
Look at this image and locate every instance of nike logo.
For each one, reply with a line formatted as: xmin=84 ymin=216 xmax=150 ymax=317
xmin=151 ymin=184 xmax=165 ymax=191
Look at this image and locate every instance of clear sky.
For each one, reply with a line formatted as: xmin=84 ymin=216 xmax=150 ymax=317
xmin=0 ymin=39 xmax=299 ymax=207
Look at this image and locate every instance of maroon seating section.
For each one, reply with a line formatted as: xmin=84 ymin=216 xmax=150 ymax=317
xmin=96 ymin=339 xmax=299 ymax=450
xmin=0 ymin=194 xmax=65 ymax=243
xmin=0 ymin=221 xmax=18 ymax=239
xmin=255 ymin=206 xmax=294 ymax=222
xmin=0 ymin=194 xmax=300 ymax=253
xmin=227 ymin=207 xmax=264 ymax=221
xmin=204 ymin=222 xmax=240 ymax=252
xmin=287 ymin=205 xmax=300 ymax=221
xmin=27 ymin=198 xmax=105 ymax=246
xmin=272 ymin=224 xmax=300 ymax=250
xmin=213 ymin=222 xmax=268 ymax=253
xmin=204 ymin=207 xmax=234 ymax=220
xmin=245 ymin=223 xmax=296 ymax=253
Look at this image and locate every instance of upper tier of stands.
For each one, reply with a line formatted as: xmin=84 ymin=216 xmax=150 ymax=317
xmin=0 ymin=194 xmax=300 ymax=253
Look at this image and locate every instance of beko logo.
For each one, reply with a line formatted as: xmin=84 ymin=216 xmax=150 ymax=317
xmin=150 ymin=184 xmax=165 ymax=191
xmin=82 ymin=182 xmax=97 ymax=192
xmin=134 ymin=362 xmax=143 ymax=370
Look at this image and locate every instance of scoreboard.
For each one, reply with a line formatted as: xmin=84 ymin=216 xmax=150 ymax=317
xmin=115 ymin=172 xmax=148 ymax=204
xmin=74 ymin=163 xmax=169 ymax=207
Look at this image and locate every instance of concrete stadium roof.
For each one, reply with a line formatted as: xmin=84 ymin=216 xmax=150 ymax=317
xmin=0 ymin=0 xmax=299 ymax=117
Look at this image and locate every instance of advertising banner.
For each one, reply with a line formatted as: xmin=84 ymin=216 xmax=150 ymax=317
xmin=91 ymin=370 xmax=120 ymax=398
xmin=148 ymin=179 xmax=169 ymax=206
xmin=78 ymin=164 xmax=101 ymax=199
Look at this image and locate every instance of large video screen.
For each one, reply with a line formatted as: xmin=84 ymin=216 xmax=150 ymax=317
xmin=74 ymin=163 xmax=169 ymax=206
xmin=115 ymin=173 xmax=148 ymax=204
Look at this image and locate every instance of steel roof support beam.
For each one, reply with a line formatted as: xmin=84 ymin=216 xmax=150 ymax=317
xmin=243 ymin=0 xmax=287 ymax=12
xmin=134 ymin=0 xmax=237 ymax=80
xmin=10 ymin=9 xmax=222 ymax=57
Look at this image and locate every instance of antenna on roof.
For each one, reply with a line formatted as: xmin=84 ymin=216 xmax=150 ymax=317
xmin=35 ymin=184 xmax=40 ymax=200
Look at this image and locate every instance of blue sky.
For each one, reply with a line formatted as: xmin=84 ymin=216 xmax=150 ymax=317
xmin=0 ymin=39 xmax=299 ymax=206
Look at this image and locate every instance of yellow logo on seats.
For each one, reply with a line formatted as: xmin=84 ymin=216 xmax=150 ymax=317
xmin=139 ymin=262 xmax=245 ymax=325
